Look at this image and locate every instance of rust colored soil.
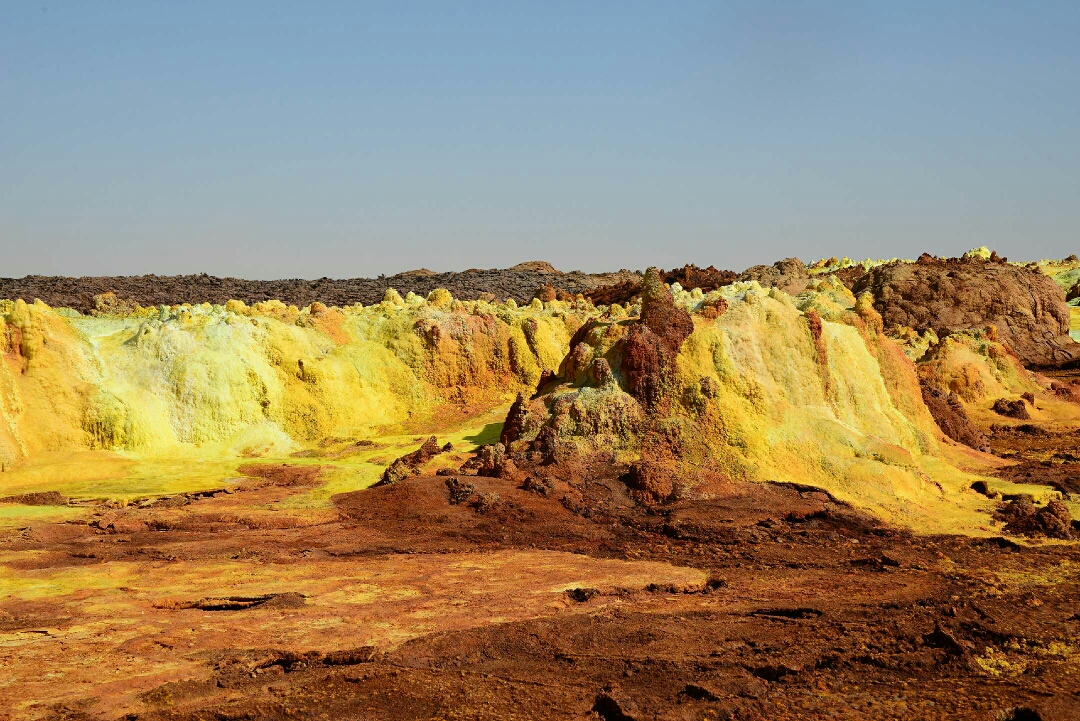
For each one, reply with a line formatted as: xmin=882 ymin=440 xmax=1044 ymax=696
xmin=2 ymin=445 xmax=1079 ymax=720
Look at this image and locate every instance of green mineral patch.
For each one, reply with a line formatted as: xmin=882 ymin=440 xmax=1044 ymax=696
xmin=0 ymin=504 xmax=85 ymax=529
xmin=276 ymin=407 xmax=508 ymax=509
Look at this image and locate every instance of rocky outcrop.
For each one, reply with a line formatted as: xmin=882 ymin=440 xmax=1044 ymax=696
xmin=995 ymin=497 xmax=1075 ymax=540
xmin=583 ymin=280 xmax=642 ymax=307
xmin=619 ymin=269 xmax=694 ymax=410
xmin=919 ymin=384 xmax=987 ymax=450
xmin=622 ymin=459 xmax=676 ymax=505
xmin=991 ymin=398 xmax=1031 ymax=420
xmin=377 ymin=437 xmax=448 ymax=486
xmin=737 ymin=258 xmax=810 ymax=295
xmin=663 ymin=264 xmax=738 ymax=294
xmin=584 ymin=265 xmax=735 ymax=307
xmin=853 ymin=254 xmax=1080 ymax=368
xmin=456 ymin=442 xmax=518 ymax=480
xmin=500 ymin=394 xmax=529 ymax=446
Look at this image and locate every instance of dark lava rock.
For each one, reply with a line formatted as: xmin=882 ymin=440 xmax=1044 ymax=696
xmin=521 ymin=475 xmax=556 ymax=497
xmin=992 ymin=398 xmax=1031 ymax=420
xmin=995 ymin=497 xmax=1074 ymax=540
xmin=592 ymin=690 xmax=640 ymax=721
xmin=444 ymin=477 xmax=477 ymax=505
xmin=0 ymin=266 xmax=638 ymax=312
xmin=566 ymin=587 xmax=599 ymax=602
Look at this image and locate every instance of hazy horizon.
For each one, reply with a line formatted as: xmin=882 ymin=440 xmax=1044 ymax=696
xmin=3 ymin=2 xmax=1079 ymax=279
xmin=0 ymin=248 xmax=1070 ymax=282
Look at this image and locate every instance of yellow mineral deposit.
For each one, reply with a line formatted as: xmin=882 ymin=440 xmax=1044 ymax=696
xmin=0 ymin=293 xmax=586 ymax=501
xmin=1 ymin=278 xmax=1072 ymax=534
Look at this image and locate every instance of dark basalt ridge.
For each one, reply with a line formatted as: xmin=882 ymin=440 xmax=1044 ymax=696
xmin=0 ymin=265 xmax=639 ymax=313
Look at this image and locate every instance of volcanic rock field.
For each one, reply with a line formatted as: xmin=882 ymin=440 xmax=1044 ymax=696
xmin=2 ymin=249 xmax=1080 ymax=720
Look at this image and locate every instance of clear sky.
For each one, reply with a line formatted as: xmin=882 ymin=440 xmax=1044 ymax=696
xmin=2 ymin=1 xmax=1078 ymax=278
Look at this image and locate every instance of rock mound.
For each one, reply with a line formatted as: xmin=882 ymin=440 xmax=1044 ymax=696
xmin=853 ymin=254 xmax=1080 ymax=368
xmin=584 ymin=265 xmax=735 ymax=306
xmin=992 ymin=398 xmax=1031 ymax=420
xmin=738 ymin=258 xmax=810 ymax=295
xmin=509 ymin=261 xmax=558 ymax=273
xmin=663 ymin=264 xmax=738 ymax=293
xmin=620 ymin=268 xmax=694 ymax=410
xmin=995 ymin=497 xmax=1075 ymax=539
xmin=377 ymin=437 xmax=449 ymax=486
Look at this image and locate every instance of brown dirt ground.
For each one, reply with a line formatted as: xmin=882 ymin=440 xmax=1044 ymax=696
xmin=2 ymin=410 xmax=1080 ymax=719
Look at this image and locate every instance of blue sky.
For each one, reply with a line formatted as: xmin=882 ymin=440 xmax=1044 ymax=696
xmin=2 ymin=1 xmax=1078 ymax=278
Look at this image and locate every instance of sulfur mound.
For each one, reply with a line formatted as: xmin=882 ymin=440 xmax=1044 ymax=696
xmin=853 ymin=253 xmax=1080 ymax=368
xmin=493 ymin=270 xmax=1013 ymax=533
xmin=0 ymin=294 xmax=589 ymax=469
xmin=5 ymin=255 xmax=1076 ymax=538
xmin=914 ymin=329 xmax=1042 ymax=406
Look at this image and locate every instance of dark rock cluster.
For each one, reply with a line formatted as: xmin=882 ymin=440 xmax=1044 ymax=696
xmin=0 ymin=264 xmax=637 ymax=313
xmin=995 ymin=497 xmax=1075 ymax=539
xmin=583 ymin=264 xmax=736 ymax=306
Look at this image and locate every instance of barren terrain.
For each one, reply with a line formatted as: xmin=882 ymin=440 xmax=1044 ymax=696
xmin=2 ymin=253 xmax=1080 ymax=720
xmin=3 ymin=417 xmax=1079 ymax=720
